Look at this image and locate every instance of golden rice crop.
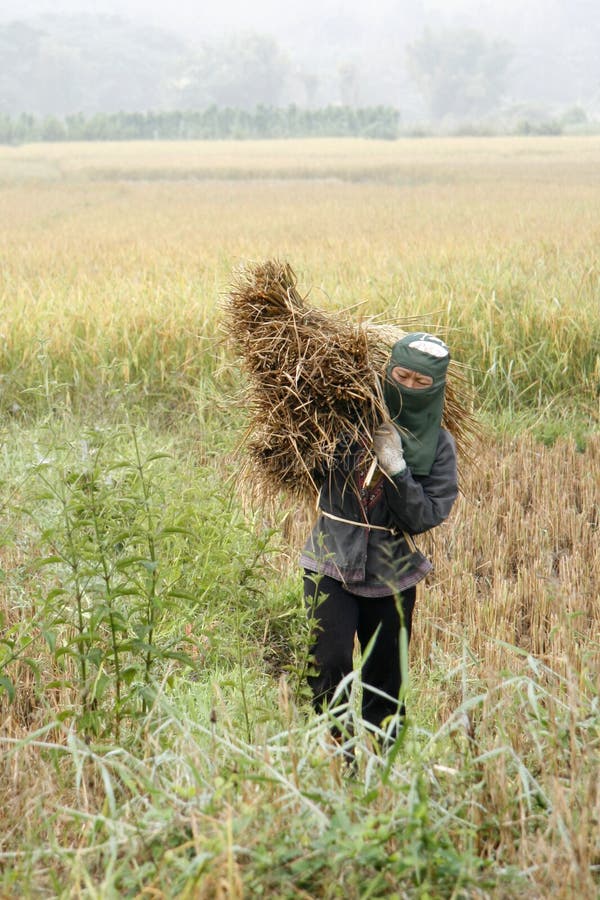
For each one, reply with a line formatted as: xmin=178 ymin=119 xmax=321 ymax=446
xmin=0 ymin=138 xmax=598 ymax=416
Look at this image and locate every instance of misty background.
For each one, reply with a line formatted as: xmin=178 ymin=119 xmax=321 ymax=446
xmin=1 ymin=0 xmax=599 ymax=128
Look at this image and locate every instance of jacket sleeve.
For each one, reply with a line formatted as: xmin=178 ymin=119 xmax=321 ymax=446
xmin=382 ymin=430 xmax=458 ymax=535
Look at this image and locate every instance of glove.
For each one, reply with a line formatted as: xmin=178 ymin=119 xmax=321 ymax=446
xmin=373 ymin=424 xmax=406 ymax=476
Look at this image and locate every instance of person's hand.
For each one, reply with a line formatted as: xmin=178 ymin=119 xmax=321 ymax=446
xmin=373 ymin=424 xmax=406 ymax=476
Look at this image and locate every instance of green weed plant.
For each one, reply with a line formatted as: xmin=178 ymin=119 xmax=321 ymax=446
xmin=0 ymin=424 xmax=280 ymax=745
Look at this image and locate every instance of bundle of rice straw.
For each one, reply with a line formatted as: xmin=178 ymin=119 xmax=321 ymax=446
xmin=224 ymin=259 xmax=474 ymax=507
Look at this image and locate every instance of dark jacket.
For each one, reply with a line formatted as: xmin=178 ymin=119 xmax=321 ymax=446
xmin=300 ymin=428 xmax=458 ymax=594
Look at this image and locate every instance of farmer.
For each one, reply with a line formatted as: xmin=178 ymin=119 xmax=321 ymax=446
xmin=300 ymin=332 xmax=458 ymax=746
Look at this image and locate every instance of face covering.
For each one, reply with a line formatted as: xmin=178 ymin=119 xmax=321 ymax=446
xmin=382 ymin=333 xmax=450 ymax=475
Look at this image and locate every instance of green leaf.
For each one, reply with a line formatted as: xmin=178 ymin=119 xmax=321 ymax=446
xmin=45 ymin=587 xmax=68 ymax=602
xmin=41 ymin=628 xmax=57 ymax=652
xmin=30 ymin=555 xmax=64 ymax=571
xmin=86 ymin=647 xmax=103 ymax=667
xmin=22 ymin=657 xmax=41 ymax=680
xmin=132 ymin=623 xmax=152 ymax=639
xmin=90 ymin=673 xmax=111 ymax=702
xmin=158 ymin=526 xmax=194 ymax=538
xmin=115 ymin=555 xmax=150 ymax=571
xmin=46 ymin=679 xmax=73 ymax=690
xmin=111 ymin=587 xmax=143 ymax=599
xmin=90 ymin=604 xmax=113 ymax=628
xmin=120 ymin=664 xmax=141 ymax=685
xmin=162 ymin=650 xmax=195 ymax=665
xmin=118 ymin=639 xmax=154 ymax=654
xmin=167 ymin=590 xmax=198 ymax=602
xmin=0 ymin=674 xmax=15 ymax=702
xmin=138 ymin=684 xmax=158 ymax=703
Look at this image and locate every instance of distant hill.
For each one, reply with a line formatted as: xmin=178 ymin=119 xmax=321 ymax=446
xmin=1 ymin=7 xmax=598 ymax=120
xmin=0 ymin=14 xmax=189 ymax=116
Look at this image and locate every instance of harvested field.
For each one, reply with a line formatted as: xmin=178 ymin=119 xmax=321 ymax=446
xmin=0 ymin=137 xmax=598 ymax=898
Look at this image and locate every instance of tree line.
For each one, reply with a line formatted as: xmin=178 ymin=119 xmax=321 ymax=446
xmin=0 ymin=106 xmax=402 ymax=144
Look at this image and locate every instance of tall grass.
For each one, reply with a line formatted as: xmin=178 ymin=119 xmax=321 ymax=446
xmin=3 ymin=653 xmax=597 ymax=897
xmin=1 ymin=418 xmax=598 ymax=897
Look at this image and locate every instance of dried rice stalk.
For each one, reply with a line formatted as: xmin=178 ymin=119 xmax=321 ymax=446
xmin=223 ymin=259 xmax=476 ymax=507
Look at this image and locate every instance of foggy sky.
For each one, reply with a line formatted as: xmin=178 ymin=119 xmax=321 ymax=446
xmin=2 ymin=0 xmax=596 ymax=42
xmin=1 ymin=0 xmax=599 ymax=117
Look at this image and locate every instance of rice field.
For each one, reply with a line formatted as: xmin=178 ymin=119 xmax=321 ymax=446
xmin=1 ymin=137 xmax=598 ymax=420
xmin=0 ymin=137 xmax=598 ymax=898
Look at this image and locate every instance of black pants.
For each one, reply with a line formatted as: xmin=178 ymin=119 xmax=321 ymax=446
xmin=304 ymin=572 xmax=416 ymax=734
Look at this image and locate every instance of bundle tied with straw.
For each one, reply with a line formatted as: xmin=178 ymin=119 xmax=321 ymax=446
xmin=224 ymin=260 xmax=474 ymax=508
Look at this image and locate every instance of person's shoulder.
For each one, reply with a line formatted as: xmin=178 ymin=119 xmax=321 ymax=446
xmin=435 ymin=428 xmax=457 ymax=466
xmin=437 ymin=427 xmax=456 ymax=452
xmin=423 ymin=429 xmax=457 ymax=483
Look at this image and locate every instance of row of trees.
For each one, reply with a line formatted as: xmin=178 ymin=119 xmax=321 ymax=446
xmin=0 ymin=106 xmax=402 ymax=144
xmin=2 ymin=105 xmax=592 ymax=145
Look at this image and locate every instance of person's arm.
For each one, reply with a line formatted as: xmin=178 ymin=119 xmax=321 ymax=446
xmin=381 ymin=431 xmax=458 ymax=535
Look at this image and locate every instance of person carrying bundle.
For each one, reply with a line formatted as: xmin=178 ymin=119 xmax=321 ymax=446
xmin=300 ymin=332 xmax=458 ymax=746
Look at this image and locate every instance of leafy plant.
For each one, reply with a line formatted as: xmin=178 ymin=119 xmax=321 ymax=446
xmin=14 ymin=427 xmax=200 ymax=741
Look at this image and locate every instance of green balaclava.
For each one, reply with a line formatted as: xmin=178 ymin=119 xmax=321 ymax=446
xmin=382 ymin=333 xmax=450 ymax=476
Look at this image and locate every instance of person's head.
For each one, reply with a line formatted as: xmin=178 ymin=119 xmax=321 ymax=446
xmin=382 ymin=333 xmax=450 ymax=475
xmin=386 ymin=333 xmax=450 ymax=396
